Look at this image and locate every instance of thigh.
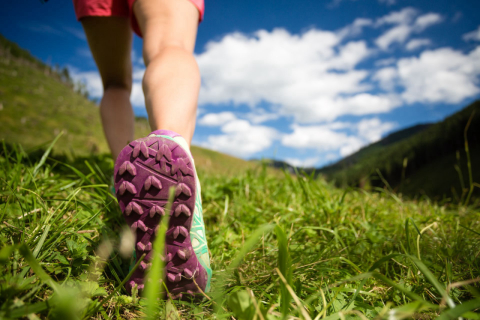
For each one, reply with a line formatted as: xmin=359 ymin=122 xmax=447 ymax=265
xmin=133 ymin=0 xmax=199 ymax=65
xmin=81 ymin=17 xmax=133 ymax=90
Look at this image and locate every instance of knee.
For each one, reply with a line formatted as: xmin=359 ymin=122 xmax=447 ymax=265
xmin=141 ymin=49 xmax=200 ymax=94
xmin=142 ymin=41 xmax=192 ymax=66
xmin=102 ymin=76 xmax=132 ymax=93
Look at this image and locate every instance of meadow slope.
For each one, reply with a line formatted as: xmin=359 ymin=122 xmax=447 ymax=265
xmin=0 ymin=34 xmax=256 ymax=176
xmin=0 ymin=140 xmax=479 ymax=319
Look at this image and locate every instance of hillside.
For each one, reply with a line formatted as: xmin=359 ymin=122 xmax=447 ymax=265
xmin=318 ymin=101 xmax=480 ymax=200
xmin=323 ymin=123 xmax=432 ymax=171
xmin=0 ymin=34 xmax=256 ymax=175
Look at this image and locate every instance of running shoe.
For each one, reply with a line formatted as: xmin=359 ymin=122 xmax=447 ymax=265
xmin=114 ymin=129 xmax=211 ymax=300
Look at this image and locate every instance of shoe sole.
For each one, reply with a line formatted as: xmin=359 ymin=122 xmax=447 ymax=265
xmin=114 ymin=136 xmax=207 ymax=300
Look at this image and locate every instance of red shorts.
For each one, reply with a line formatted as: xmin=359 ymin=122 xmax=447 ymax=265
xmin=72 ymin=0 xmax=204 ymax=38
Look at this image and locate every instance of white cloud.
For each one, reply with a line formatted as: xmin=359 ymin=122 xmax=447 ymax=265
xmin=405 ymin=38 xmax=432 ymax=51
xmin=329 ymin=0 xmax=396 ymax=7
xmin=357 ymin=118 xmax=395 ymax=142
xmin=376 ymin=47 xmax=480 ymax=104
xmin=69 ymin=66 xmax=146 ymax=107
xmin=196 ymin=28 xmax=404 ymax=123
xmin=199 ymin=112 xmax=278 ymax=156
xmin=24 ymin=23 xmax=64 ymax=36
xmin=325 ymin=153 xmax=339 ymax=162
xmin=376 ymin=7 xmax=418 ymax=26
xmin=373 ymin=67 xmax=397 ymax=91
xmin=64 ymin=26 xmax=86 ymax=41
xmin=282 ymin=124 xmax=362 ymax=155
xmin=284 ymin=157 xmax=320 ymax=168
xmin=130 ymin=82 xmax=145 ymax=107
xmin=131 ymin=49 xmax=145 ymax=67
xmin=203 ymin=119 xmax=278 ymax=157
xmin=133 ymin=68 xmax=145 ymax=81
xmin=131 ymin=66 xmax=146 ymax=107
xmin=196 ymin=9 xmax=447 ymax=123
xmin=375 ymin=58 xmax=396 ymax=67
xmin=69 ymin=68 xmax=103 ymax=98
xmin=76 ymin=47 xmax=93 ymax=58
xmin=376 ymin=24 xmax=413 ymax=50
xmin=375 ymin=9 xmax=442 ymax=50
xmin=378 ymin=0 xmax=396 ymax=5
xmin=414 ymin=13 xmax=443 ymax=31
xmin=282 ymin=118 xmax=395 ymax=157
xmin=245 ymin=110 xmax=280 ymax=124
xmin=198 ymin=112 xmax=237 ymax=126
xmin=463 ymin=26 xmax=480 ymax=42
xmin=25 ymin=23 xmax=89 ymax=41
xmin=338 ymin=18 xmax=373 ymax=38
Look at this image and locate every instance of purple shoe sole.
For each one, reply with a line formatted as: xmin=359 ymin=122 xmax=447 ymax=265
xmin=114 ymin=135 xmax=207 ymax=300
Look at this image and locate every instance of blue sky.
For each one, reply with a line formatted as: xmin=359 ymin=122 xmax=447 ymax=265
xmin=1 ymin=0 xmax=480 ymax=167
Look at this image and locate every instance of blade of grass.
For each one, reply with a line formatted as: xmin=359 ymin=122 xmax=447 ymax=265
xmin=144 ymin=186 xmax=175 ymax=320
xmin=460 ymin=224 xmax=480 ymax=236
xmin=18 ymin=244 xmax=61 ymax=293
xmin=436 ymin=297 xmax=480 ymax=320
xmin=33 ymin=132 xmax=63 ymax=177
xmin=4 ymin=300 xmax=51 ymax=318
xmin=417 ymin=223 xmax=436 ymax=261
xmin=463 ymin=111 xmax=475 ymax=206
xmin=32 ymin=224 xmax=50 ymax=259
xmin=372 ymin=271 xmax=432 ymax=304
xmin=407 ymin=255 xmax=456 ymax=309
xmin=275 ymin=225 xmax=292 ymax=318
xmin=405 ymin=218 xmax=421 ymax=255
xmin=214 ymin=223 xmax=274 ymax=314
xmin=276 ymin=268 xmax=312 ymax=320
xmin=89 ymin=253 xmax=146 ymax=316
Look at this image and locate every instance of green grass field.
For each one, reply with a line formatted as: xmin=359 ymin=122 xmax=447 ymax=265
xmin=1 ymin=138 xmax=479 ymax=319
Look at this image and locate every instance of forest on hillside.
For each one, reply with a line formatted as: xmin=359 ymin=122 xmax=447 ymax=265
xmin=319 ymin=100 xmax=480 ymax=200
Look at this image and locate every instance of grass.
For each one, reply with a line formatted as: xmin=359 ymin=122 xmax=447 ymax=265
xmin=1 ymin=138 xmax=480 ymax=319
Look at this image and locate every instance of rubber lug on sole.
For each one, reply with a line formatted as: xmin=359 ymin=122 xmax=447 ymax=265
xmin=156 ymin=144 xmax=172 ymax=162
xmin=119 ymin=161 xmax=136 ymax=176
xmin=133 ymin=141 xmax=149 ymax=158
xmin=184 ymin=268 xmax=193 ymax=278
xmin=171 ymin=158 xmax=190 ymax=176
xmin=131 ymin=220 xmax=148 ymax=232
xmin=175 ymin=183 xmax=192 ymax=197
xmin=137 ymin=241 xmax=152 ymax=252
xmin=144 ymin=176 xmax=162 ymax=191
xmin=167 ymin=273 xmax=182 ymax=283
xmin=172 ymin=226 xmax=189 ymax=239
xmin=149 ymin=205 xmax=165 ymax=218
xmin=119 ymin=181 xmax=137 ymax=195
xmin=125 ymin=202 xmax=143 ymax=216
xmin=177 ymin=248 xmax=192 ymax=261
xmin=174 ymin=204 xmax=191 ymax=217
xmin=139 ymin=261 xmax=151 ymax=271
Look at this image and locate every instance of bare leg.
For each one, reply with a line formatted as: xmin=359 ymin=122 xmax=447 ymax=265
xmin=134 ymin=0 xmax=200 ymax=145
xmin=81 ymin=17 xmax=134 ymax=160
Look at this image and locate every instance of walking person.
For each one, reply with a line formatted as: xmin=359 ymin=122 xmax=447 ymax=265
xmin=73 ymin=0 xmax=212 ymax=299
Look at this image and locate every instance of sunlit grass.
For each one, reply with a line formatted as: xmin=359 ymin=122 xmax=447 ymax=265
xmin=1 ymin=139 xmax=479 ymax=319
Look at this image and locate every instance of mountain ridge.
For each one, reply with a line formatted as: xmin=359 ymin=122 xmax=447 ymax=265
xmin=317 ymin=100 xmax=480 ymax=199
